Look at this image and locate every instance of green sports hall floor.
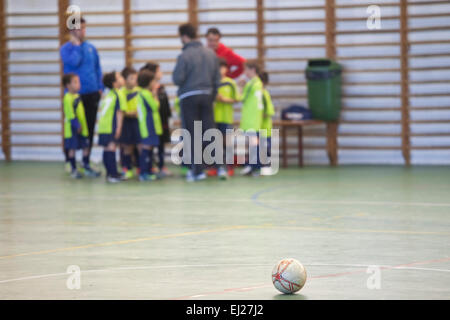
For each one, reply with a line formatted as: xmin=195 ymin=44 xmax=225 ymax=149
xmin=0 ymin=161 xmax=449 ymax=300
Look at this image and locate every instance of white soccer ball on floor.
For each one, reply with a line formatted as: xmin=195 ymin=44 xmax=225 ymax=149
xmin=272 ymin=258 xmax=307 ymax=294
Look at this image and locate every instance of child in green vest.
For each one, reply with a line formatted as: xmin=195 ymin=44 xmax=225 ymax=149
xmin=259 ymin=71 xmax=276 ymax=175
xmin=173 ymin=97 xmax=191 ymax=177
xmin=239 ymin=60 xmax=264 ymax=177
xmin=98 ymin=71 xmax=127 ymax=183
xmin=213 ymin=58 xmax=240 ymax=179
xmin=136 ymin=70 xmax=163 ymax=182
xmin=119 ymin=67 xmax=140 ymax=180
xmin=141 ymin=62 xmax=173 ymax=178
xmin=62 ymin=73 xmax=100 ymax=179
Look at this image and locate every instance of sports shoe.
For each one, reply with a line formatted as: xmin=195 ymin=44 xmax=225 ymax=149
xmin=70 ymin=170 xmax=83 ymax=179
xmin=195 ymin=172 xmax=207 ymax=181
xmin=106 ymin=175 xmax=121 ymax=183
xmin=161 ymin=167 xmax=173 ymax=177
xmin=206 ymin=168 xmax=218 ymax=177
xmin=156 ymin=171 xmax=165 ymax=179
xmin=227 ymin=167 xmax=235 ymax=177
xmin=84 ymin=168 xmax=101 ymax=178
xmin=251 ymin=169 xmax=261 ymax=177
xmin=65 ymin=162 xmax=72 ymax=173
xmin=139 ymin=173 xmax=156 ymax=182
xmin=122 ymin=170 xmax=134 ymax=180
xmin=186 ymin=170 xmax=207 ymax=182
xmin=186 ymin=170 xmax=195 ymax=182
xmin=180 ymin=166 xmax=189 ymax=177
xmin=116 ymin=173 xmax=127 ymax=181
xmin=217 ymin=167 xmax=228 ymax=180
xmin=240 ymin=165 xmax=253 ymax=176
xmin=260 ymin=167 xmax=273 ymax=176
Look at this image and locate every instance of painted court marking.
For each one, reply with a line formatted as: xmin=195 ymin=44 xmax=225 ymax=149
xmin=171 ymin=256 xmax=450 ymax=300
xmin=250 ymin=225 xmax=450 ymax=236
xmin=0 ymin=225 xmax=248 ymax=260
xmin=1 ymin=262 xmax=450 ymax=285
xmin=1 ymin=193 xmax=450 ymax=208
xmin=250 ymin=184 xmax=450 ymax=219
xmin=0 ymin=224 xmax=448 ymax=262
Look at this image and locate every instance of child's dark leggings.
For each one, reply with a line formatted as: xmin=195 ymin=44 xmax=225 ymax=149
xmin=248 ymin=132 xmax=261 ymax=171
xmin=139 ymin=148 xmax=153 ymax=175
xmin=158 ymin=141 xmax=165 ymax=170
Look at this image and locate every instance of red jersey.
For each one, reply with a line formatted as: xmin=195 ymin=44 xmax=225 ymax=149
xmin=215 ymin=42 xmax=246 ymax=79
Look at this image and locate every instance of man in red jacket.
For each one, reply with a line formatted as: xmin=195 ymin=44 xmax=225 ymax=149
xmin=206 ymin=27 xmax=246 ymax=79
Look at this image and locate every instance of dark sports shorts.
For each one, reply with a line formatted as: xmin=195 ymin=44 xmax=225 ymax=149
xmin=216 ymin=122 xmax=233 ymax=137
xmin=139 ymin=134 xmax=160 ymax=147
xmin=98 ymin=133 xmax=118 ymax=147
xmin=119 ymin=117 xmax=140 ymax=145
xmin=64 ymin=135 xmax=89 ymax=150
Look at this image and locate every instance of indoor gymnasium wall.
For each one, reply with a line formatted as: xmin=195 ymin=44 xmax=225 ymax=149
xmin=335 ymin=0 xmax=450 ymax=165
xmin=407 ymin=0 xmax=450 ymax=165
xmin=2 ymin=0 xmax=62 ymax=161
xmin=0 ymin=0 xmax=449 ymax=165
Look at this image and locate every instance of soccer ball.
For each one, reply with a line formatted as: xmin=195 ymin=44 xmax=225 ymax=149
xmin=272 ymin=258 xmax=307 ymax=294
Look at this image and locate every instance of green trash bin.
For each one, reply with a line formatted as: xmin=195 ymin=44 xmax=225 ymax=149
xmin=306 ymin=59 xmax=342 ymax=121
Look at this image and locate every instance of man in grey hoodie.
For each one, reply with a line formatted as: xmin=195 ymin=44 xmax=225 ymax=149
xmin=173 ymin=23 xmax=221 ymax=181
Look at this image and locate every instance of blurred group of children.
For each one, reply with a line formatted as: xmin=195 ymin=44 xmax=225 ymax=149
xmin=208 ymin=58 xmax=275 ymax=179
xmin=62 ymin=58 xmax=274 ymax=183
xmin=63 ymin=62 xmax=172 ymax=183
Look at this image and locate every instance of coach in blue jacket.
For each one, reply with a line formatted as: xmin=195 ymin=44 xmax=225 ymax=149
xmin=60 ymin=17 xmax=103 ymax=163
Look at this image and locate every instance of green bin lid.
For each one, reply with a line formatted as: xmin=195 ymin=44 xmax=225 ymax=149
xmin=307 ymin=59 xmax=341 ymax=71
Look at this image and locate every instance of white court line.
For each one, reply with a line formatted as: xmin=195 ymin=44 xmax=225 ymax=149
xmin=0 ymin=272 xmax=68 ymax=284
xmin=1 ymin=263 xmax=449 ymax=285
xmin=278 ymin=199 xmax=450 ymax=208
xmin=1 ymin=194 xmax=450 ymax=208
xmin=392 ymin=266 xmax=450 ymax=273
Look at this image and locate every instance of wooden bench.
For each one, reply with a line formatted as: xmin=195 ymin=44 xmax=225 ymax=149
xmin=170 ymin=119 xmax=339 ymax=168
xmin=273 ymin=120 xmax=338 ymax=168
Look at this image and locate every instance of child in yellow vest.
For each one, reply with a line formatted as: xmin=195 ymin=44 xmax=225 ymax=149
xmin=136 ymin=70 xmax=163 ymax=182
xmin=62 ymin=73 xmax=100 ymax=179
xmin=119 ymin=67 xmax=140 ymax=179
xmin=98 ymin=71 xmax=127 ymax=183
xmin=239 ymin=61 xmax=264 ymax=176
xmin=259 ymin=71 xmax=276 ymax=175
xmin=213 ymin=58 xmax=240 ymax=179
